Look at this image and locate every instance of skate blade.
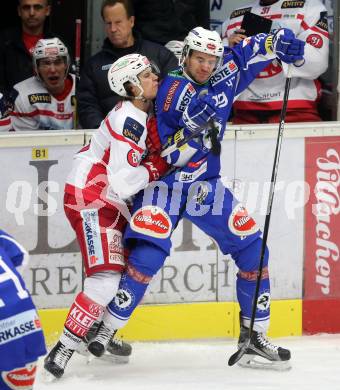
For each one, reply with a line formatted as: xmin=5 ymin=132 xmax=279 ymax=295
xmin=237 ymin=354 xmax=291 ymax=371
xmin=76 ymin=349 xmax=95 ymax=364
xmin=76 ymin=346 xmax=129 ymax=364
xmin=100 ymin=351 xmax=129 ymax=364
xmin=41 ymin=369 xmax=60 ymax=383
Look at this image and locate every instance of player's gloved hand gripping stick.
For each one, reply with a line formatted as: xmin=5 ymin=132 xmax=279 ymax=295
xmin=161 ymin=89 xmax=219 ymax=157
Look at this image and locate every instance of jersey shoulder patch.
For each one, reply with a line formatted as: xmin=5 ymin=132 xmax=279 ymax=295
xmin=230 ymin=7 xmax=252 ymax=19
xmin=281 ymin=0 xmax=305 ymax=9
xmin=122 ymin=116 xmax=145 ymax=144
xmin=315 ymin=11 xmax=328 ymax=32
xmin=28 ymin=93 xmax=51 ymax=105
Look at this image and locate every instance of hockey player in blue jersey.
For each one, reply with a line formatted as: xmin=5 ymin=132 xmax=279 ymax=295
xmin=0 ymin=230 xmax=46 ymax=389
xmin=87 ymin=27 xmax=305 ymax=370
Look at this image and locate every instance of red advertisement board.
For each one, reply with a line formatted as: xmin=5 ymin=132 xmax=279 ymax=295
xmin=304 ymin=136 xmax=340 ymax=333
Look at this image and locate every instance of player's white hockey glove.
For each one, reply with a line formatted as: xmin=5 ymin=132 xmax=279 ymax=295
xmin=180 ymin=93 xmax=217 ymax=133
xmin=272 ymin=28 xmax=305 ymax=65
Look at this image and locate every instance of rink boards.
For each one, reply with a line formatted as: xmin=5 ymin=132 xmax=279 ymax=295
xmin=0 ymin=122 xmax=339 ymax=343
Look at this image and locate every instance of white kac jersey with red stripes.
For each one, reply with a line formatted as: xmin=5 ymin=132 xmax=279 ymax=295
xmin=65 ymin=100 xmax=150 ymax=204
xmin=11 ymin=74 xmax=76 ymax=130
xmin=221 ymin=0 xmax=329 ymax=111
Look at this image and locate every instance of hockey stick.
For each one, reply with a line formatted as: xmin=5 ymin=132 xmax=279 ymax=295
xmin=160 ymin=124 xmax=207 ymax=157
xmin=160 ymin=119 xmax=220 ymax=157
xmin=160 ymin=89 xmax=221 ymax=157
xmin=74 ymin=18 xmax=82 ymax=129
xmin=228 ymin=68 xmax=292 ymax=367
xmin=75 ymin=19 xmax=82 ymax=80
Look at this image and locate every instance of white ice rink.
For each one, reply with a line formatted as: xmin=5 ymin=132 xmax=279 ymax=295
xmin=35 ymin=334 xmax=340 ymax=390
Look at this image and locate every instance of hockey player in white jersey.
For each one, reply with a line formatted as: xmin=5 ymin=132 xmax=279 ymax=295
xmin=9 ymin=38 xmax=76 ymax=131
xmin=0 ymin=229 xmax=47 ymax=390
xmin=44 ymin=53 xmax=169 ymax=379
xmin=222 ymin=0 xmax=329 ymax=123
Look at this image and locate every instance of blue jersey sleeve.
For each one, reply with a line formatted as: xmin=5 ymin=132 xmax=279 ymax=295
xmin=0 ymin=230 xmax=28 ymax=269
xmin=0 ymin=245 xmax=47 ymax=371
xmin=226 ymin=33 xmax=276 ymax=96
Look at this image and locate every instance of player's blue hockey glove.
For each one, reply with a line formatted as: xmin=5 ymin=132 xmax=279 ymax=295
xmin=272 ymin=28 xmax=305 ymax=65
xmin=180 ymin=92 xmax=217 ymax=133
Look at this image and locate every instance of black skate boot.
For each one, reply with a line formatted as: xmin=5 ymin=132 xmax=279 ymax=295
xmin=237 ymin=325 xmax=291 ymax=371
xmin=105 ymin=337 xmax=132 ymax=364
xmin=87 ymin=322 xmax=117 ymax=358
xmin=44 ymin=341 xmax=74 ymax=379
xmin=76 ymin=321 xmax=102 ymax=357
xmin=77 ymin=321 xmax=132 ymax=363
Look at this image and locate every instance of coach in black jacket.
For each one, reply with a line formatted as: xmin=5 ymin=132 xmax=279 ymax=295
xmin=0 ymin=0 xmax=52 ymax=95
xmin=77 ymin=0 xmax=177 ymax=129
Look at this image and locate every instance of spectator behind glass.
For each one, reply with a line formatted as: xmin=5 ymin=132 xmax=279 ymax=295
xmin=0 ymin=0 xmax=52 ymax=95
xmin=222 ymin=0 xmax=329 ymax=124
xmin=8 ymin=38 xmax=76 ymax=131
xmin=77 ymin=0 xmax=178 ymax=130
xmin=132 ymin=0 xmax=210 ymax=45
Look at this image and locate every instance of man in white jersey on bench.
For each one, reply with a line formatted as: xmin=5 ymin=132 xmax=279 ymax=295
xmin=8 ymin=38 xmax=76 ymax=131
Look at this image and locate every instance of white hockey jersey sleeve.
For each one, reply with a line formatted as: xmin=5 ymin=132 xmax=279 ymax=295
xmin=283 ymin=0 xmax=329 ymax=79
xmin=102 ymin=107 xmax=150 ymax=200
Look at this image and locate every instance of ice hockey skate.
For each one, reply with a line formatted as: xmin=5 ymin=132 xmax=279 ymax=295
xmin=77 ymin=321 xmax=132 ymax=364
xmin=237 ymin=325 xmax=291 ymax=371
xmin=44 ymin=341 xmax=74 ymax=379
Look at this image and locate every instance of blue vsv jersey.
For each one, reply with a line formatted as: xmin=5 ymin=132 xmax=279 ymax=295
xmin=156 ymin=33 xmax=276 ymax=179
xmin=0 ymin=230 xmax=46 ymax=371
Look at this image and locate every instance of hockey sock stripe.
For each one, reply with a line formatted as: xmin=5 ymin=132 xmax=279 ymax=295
xmin=126 ymin=264 xmax=152 ymax=284
xmin=238 ymin=266 xmax=269 ymax=281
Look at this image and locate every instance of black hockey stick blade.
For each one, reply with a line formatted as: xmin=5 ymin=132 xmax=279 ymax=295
xmin=228 ymin=338 xmax=250 ymax=366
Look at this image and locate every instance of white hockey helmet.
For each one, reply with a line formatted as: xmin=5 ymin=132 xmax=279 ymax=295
xmin=180 ymin=27 xmax=224 ymax=69
xmin=108 ymin=53 xmax=155 ymax=99
xmin=165 ymin=40 xmax=184 ymax=63
xmin=33 ymin=38 xmax=70 ymax=79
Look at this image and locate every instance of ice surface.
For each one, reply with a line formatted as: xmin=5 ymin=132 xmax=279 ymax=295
xmin=35 ymin=334 xmax=340 ymax=390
